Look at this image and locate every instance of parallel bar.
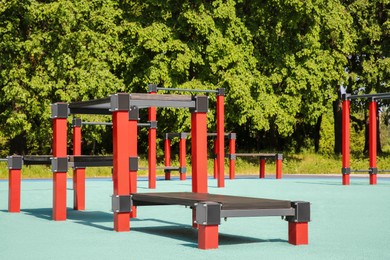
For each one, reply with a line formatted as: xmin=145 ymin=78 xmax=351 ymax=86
xmin=129 ymin=107 xmax=138 ymax=218
xmin=73 ymin=122 xmax=85 ymax=210
xmin=156 ymin=87 xmax=219 ymax=94
xmin=221 ymin=208 xmax=295 ymax=218
xmin=349 ymin=93 xmax=390 ymax=100
xmin=191 ymin=112 xmax=208 ymax=193
xmin=216 ymin=94 xmax=225 ymax=188
xmin=148 ymin=90 xmax=157 ymax=189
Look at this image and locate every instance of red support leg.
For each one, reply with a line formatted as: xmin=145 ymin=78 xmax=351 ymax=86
xmin=369 ymin=100 xmax=377 ymax=185
xmin=216 ymin=93 xmax=225 ymax=188
xmin=276 ymin=154 xmax=283 ymax=179
xmin=229 ymin=134 xmax=236 ymax=179
xmin=52 ymin=112 xmax=68 ymax=221
xmin=148 ymin=105 xmax=157 ymax=189
xmin=72 ymin=122 xmax=85 ymax=210
xmin=288 ymin=222 xmax=309 ymax=245
xmin=342 ymin=98 xmax=351 ymax=185
xmin=164 ymin=138 xmax=171 ymax=180
xmin=198 ymin=225 xmax=219 ymax=249
xmin=179 ymin=135 xmax=187 ymax=180
xmin=8 ymin=169 xmax=21 ymax=213
xmin=213 ymin=138 xmax=218 ymax=179
xmin=112 ymin=110 xmax=130 ymax=232
xmin=191 ymin=110 xmax=208 ymax=193
xmin=129 ymin=112 xmax=138 ymax=218
xmin=259 ymin=158 xmax=266 ymax=178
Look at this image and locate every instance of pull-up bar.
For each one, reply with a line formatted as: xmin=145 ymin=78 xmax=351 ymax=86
xmin=148 ymin=84 xmax=224 ymax=94
xmin=341 ymin=92 xmax=390 ymax=185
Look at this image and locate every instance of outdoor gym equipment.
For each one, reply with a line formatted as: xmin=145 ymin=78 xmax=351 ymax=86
xmin=341 ymin=92 xmax=390 ymax=185
xmin=147 ymin=84 xmax=226 ymax=188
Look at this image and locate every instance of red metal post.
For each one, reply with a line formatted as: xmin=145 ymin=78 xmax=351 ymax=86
xmin=148 ymin=92 xmax=157 ymax=189
xmin=216 ymin=91 xmax=225 ymax=188
xmin=369 ymin=100 xmax=377 ymax=185
xmin=276 ymin=154 xmax=283 ymax=179
xmin=229 ymin=134 xmax=236 ymax=179
xmin=288 ymin=222 xmax=309 ymax=245
xmin=52 ymin=104 xmax=68 ymax=221
xmin=129 ymin=107 xmax=138 ymax=217
xmin=72 ymin=119 xmax=85 ymax=210
xmin=164 ymin=138 xmax=171 ymax=180
xmin=179 ymin=134 xmax=187 ymax=180
xmin=198 ymin=225 xmax=219 ymax=249
xmin=341 ymin=97 xmax=351 ymax=185
xmin=191 ymin=96 xmax=208 ymax=193
xmin=112 ymin=110 xmax=130 ymax=231
xmin=213 ymin=138 xmax=218 ymax=179
xmin=8 ymin=169 xmax=21 ymax=212
xmin=259 ymin=158 xmax=266 ymax=178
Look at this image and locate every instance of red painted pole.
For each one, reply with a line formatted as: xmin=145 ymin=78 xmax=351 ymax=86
xmin=229 ymin=134 xmax=236 ymax=179
xmin=341 ymin=97 xmax=351 ymax=185
xmin=259 ymin=158 xmax=265 ymax=178
xmin=216 ymin=92 xmax=225 ymax=188
xmin=8 ymin=169 xmax=21 ymax=212
xmin=198 ymin=225 xmax=219 ymax=249
xmin=288 ymin=222 xmax=309 ymax=245
xmin=112 ymin=110 xmax=130 ymax=231
xmin=179 ymin=134 xmax=187 ymax=180
xmin=129 ymin=108 xmax=138 ymax=217
xmin=72 ymin=120 xmax=85 ymax=210
xmin=52 ymin=105 xmax=68 ymax=221
xmin=369 ymin=100 xmax=377 ymax=185
xmin=191 ymin=103 xmax=208 ymax=193
xmin=164 ymin=138 xmax=171 ymax=180
xmin=148 ymin=92 xmax=157 ymax=189
xmin=276 ymin=154 xmax=283 ymax=179
xmin=213 ymin=138 xmax=218 ymax=179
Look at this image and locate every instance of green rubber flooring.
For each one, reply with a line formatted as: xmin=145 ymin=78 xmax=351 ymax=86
xmin=1 ymin=175 xmax=389 ymax=260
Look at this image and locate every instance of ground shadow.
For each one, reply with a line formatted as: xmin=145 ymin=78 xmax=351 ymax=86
xmin=133 ymin=217 xmax=286 ymax=248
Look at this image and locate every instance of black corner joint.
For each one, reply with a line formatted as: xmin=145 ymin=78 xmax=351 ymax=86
xmin=194 ymin=201 xmax=221 ymax=226
xmin=341 ymin=93 xmax=351 ymax=101
xmin=7 ymin=155 xmax=23 ymax=170
xmin=227 ymin=154 xmax=236 ymax=160
xmin=286 ymin=201 xmax=311 ymax=223
xmin=51 ymin=103 xmax=69 ymax=119
xmin=342 ymin=167 xmax=351 ymax=175
xmin=112 ymin=195 xmax=133 ymax=213
xmin=179 ymin=167 xmax=187 ymax=174
xmin=190 ymin=96 xmax=208 ymax=113
xmin=148 ymin=120 xmax=158 ymax=129
xmin=276 ymin=153 xmax=283 ymax=160
xmin=72 ymin=118 xmax=82 ymax=127
xmin=180 ymin=132 xmax=188 ymax=139
xmin=110 ymin=93 xmax=130 ymax=111
xmin=129 ymin=157 xmax=139 ymax=171
xmin=217 ymin=88 xmax=225 ymax=96
xmin=51 ymin=157 xmax=68 ymax=173
xmin=128 ymin=106 xmax=140 ymax=121
xmin=369 ymin=167 xmax=378 ymax=175
xmin=147 ymin=84 xmax=158 ymax=93
xmin=228 ymin=133 xmax=237 ymax=140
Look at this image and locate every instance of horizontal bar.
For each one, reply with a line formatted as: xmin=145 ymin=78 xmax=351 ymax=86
xmin=138 ymin=166 xmax=180 ymax=171
xmin=0 ymin=158 xmax=7 ymax=162
xmin=221 ymin=208 xmax=295 ymax=218
xmin=129 ymin=93 xmax=195 ymax=109
xmin=235 ymin=153 xmax=279 ymax=157
xmin=348 ymin=93 xmax=390 ymax=100
xmin=23 ymin=155 xmax=52 ymax=165
xmin=82 ymin=122 xmax=112 ymax=126
xmin=156 ymin=87 xmax=218 ymax=94
xmin=68 ymin=155 xmax=113 ymax=168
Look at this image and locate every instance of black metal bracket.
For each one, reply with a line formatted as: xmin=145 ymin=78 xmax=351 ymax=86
xmin=190 ymin=96 xmax=208 ymax=113
xmin=228 ymin=133 xmax=236 ymax=140
xmin=112 ymin=195 xmax=133 ymax=213
xmin=7 ymin=155 xmax=23 ymax=170
xmin=72 ymin=118 xmax=82 ymax=127
xmin=128 ymin=106 xmax=140 ymax=121
xmin=342 ymin=167 xmax=351 ymax=175
xmin=286 ymin=201 xmax=311 ymax=223
xmin=217 ymin=88 xmax=225 ymax=96
xmin=148 ymin=121 xmax=158 ymax=129
xmin=110 ymin=93 xmax=130 ymax=111
xmin=369 ymin=167 xmax=378 ymax=174
xmin=51 ymin=157 xmax=68 ymax=172
xmin=195 ymin=201 xmax=221 ymax=226
xmin=179 ymin=167 xmax=187 ymax=174
xmin=147 ymin=84 xmax=158 ymax=93
xmin=129 ymin=157 xmax=139 ymax=171
xmin=227 ymin=154 xmax=236 ymax=160
xmin=51 ymin=103 xmax=69 ymax=119
xmin=276 ymin=153 xmax=283 ymax=160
